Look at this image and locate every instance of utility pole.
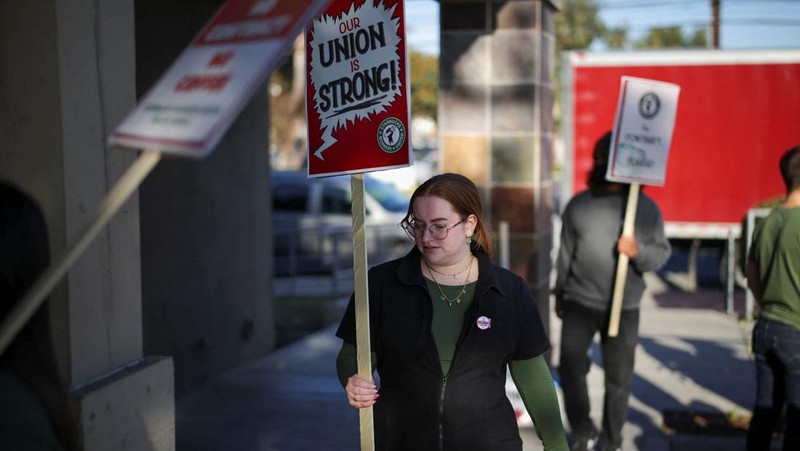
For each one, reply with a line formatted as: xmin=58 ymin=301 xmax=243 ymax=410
xmin=711 ymin=0 xmax=720 ymax=48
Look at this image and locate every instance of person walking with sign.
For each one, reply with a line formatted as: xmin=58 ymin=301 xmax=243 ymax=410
xmin=336 ymin=173 xmax=568 ymax=450
xmin=554 ymin=132 xmax=671 ymax=451
xmin=745 ymin=145 xmax=800 ymax=451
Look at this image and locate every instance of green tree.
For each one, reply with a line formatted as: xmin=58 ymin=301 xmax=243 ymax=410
xmin=604 ymin=25 xmax=629 ymax=50
xmin=556 ymin=0 xmax=631 ymax=51
xmin=636 ymin=26 xmax=684 ymax=49
xmin=686 ymin=27 xmax=708 ymax=48
xmin=635 ymin=26 xmax=708 ymax=49
xmin=408 ymin=50 xmax=439 ymax=120
xmin=556 ymin=0 xmax=606 ymax=51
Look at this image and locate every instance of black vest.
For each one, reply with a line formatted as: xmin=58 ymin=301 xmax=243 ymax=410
xmin=336 ymin=248 xmax=550 ymax=451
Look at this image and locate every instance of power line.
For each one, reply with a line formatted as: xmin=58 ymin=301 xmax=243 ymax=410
xmin=597 ymin=0 xmax=800 ymax=31
xmin=599 ymin=0 xmax=800 ymax=8
xmin=723 ymin=17 xmax=800 ymax=25
xmin=599 ymin=0 xmax=705 ymax=8
xmin=607 ymin=17 xmax=800 ymax=27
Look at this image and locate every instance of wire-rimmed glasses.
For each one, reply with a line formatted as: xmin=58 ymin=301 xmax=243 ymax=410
xmin=403 ymin=220 xmax=463 ymax=240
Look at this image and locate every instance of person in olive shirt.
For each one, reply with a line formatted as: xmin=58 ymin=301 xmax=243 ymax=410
xmin=745 ymin=145 xmax=800 ymax=451
xmin=336 ymin=173 xmax=568 ymax=451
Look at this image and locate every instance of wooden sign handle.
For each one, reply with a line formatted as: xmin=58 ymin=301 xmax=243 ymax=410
xmin=608 ymin=182 xmax=640 ymax=337
xmin=0 ymin=150 xmax=161 ymax=356
xmin=351 ymin=174 xmax=375 ymax=450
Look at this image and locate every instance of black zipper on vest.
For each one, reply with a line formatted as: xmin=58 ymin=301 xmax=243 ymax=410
xmin=436 ymin=281 xmax=488 ymax=451
xmin=438 ymin=376 xmax=447 ymax=451
xmin=438 ymin=306 xmax=476 ymax=451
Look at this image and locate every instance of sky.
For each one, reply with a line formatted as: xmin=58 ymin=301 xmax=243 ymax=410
xmin=403 ymin=0 xmax=800 ymax=55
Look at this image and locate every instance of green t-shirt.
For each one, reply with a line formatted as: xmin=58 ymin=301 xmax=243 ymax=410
xmin=748 ymin=206 xmax=800 ymax=331
xmin=427 ymin=279 xmax=476 ymax=375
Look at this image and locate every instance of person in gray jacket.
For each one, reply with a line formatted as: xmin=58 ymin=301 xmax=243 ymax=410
xmin=554 ymin=132 xmax=671 ymax=451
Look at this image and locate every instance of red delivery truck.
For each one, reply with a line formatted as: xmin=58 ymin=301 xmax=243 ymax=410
xmin=561 ymin=49 xmax=800 ymax=286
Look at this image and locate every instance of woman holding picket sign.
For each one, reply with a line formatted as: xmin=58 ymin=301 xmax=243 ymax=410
xmin=335 ymin=173 xmax=568 ymax=450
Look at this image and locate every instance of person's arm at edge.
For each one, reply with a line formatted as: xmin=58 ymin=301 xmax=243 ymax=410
xmin=745 ymin=221 xmax=764 ymax=301
xmin=509 ymin=356 xmax=569 ymax=451
xmin=554 ymin=207 xmax=575 ymax=318
xmin=745 ymin=260 xmax=763 ymax=301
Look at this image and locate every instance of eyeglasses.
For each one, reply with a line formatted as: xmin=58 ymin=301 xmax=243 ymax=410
xmin=404 ymin=220 xmax=463 ymax=240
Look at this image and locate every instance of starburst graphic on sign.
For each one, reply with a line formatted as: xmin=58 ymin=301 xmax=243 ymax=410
xmin=308 ymin=1 xmax=402 ymax=160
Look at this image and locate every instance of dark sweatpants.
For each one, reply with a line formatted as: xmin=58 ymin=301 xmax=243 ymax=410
xmin=558 ymin=301 xmax=640 ymax=450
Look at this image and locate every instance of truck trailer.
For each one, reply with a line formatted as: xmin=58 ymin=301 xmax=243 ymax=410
xmin=561 ymin=48 xmax=800 ymax=288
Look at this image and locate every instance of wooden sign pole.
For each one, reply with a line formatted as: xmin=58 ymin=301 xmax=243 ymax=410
xmin=0 ymin=150 xmax=161 ymax=356
xmin=608 ymin=182 xmax=640 ymax=337
xmin=351 ymin=174 xmax=375 ymax=450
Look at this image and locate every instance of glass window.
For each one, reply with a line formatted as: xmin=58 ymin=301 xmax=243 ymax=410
xmin=273 ymin=183 xmax=308 ymax=212
xmin=321 ymin=184 xmax=352 ymax=214
xmin=365 ymin=177 xmax=410 ymax=213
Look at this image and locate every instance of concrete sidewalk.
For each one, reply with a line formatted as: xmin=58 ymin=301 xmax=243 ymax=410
xmin=578 ymin=274 xmax=756 ymax=451
xmin=176 ymin=273 xmax=764 ymax=450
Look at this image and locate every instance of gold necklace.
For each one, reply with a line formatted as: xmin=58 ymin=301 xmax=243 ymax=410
xmin=427 ymin=259 xmax=472 ymax=279
xmin=425 ymin=257 xmax=474 ymax=306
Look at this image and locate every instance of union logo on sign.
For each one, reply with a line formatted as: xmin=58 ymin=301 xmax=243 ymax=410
xmin=377 ymin=117 xmax=405 ymax=153
xmin=639 ymin=92 xmax=661 ymax=119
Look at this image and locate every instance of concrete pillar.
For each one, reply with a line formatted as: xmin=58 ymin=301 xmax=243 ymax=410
xmin=135 ymin=0 xmax=276 ymax=395
xmin=439 ymin=0 xmax=559 ymax=350
xmin=0 ymin=0 xmax=174 ymax=449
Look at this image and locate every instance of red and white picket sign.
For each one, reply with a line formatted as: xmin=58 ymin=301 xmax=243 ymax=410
xmin=111 ymin=0 xmax=331 ymax=158
xmin=305 ymin=0 xmax=411 ymax=177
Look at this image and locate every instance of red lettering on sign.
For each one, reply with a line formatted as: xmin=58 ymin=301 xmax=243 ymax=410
xmin=338 ymin=17 xmax=361 ymax=34
xmin=175 ymin=74 xmax=231 ymax=92
xmin=208 ymin=51 xmax=235 ymax=68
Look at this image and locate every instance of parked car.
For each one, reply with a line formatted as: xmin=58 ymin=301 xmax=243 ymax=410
xmin=368 ymin=147 xmax=439 ymax=194
xmin=272 ymin=171 xmax=412 ymax=276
